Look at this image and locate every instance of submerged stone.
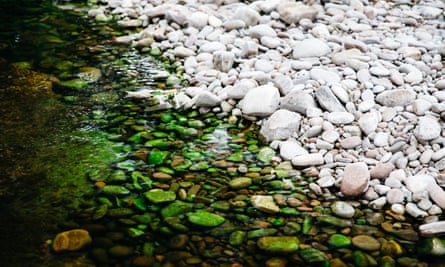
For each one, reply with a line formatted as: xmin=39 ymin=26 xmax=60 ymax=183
xmin=328 ymin=234 xmax=351 ymax=248
xmin=187 ymin=210 xmax=225 ymax=227
xmin=161 ymin=201 xmax=194 ymax=218
xmin=58 ymin=78 xmax=89 ymax=90
xmin=257 ymin=236 xmax=299 ymax=253
xmin=145 ymin=190 xmax=176 ymax=204
xmin=299 ymin=248 xmax=329 ymax=266
xmin=148 ymin=150 xmax=169 ymax=165
xmin=52 ymin=229 xmax=92 ymax=252
xmin=256 ymin=147 xmax=276 ymax=164
xmin=100 ymin=185 xmax=130 ymax=195
xmin=229 ymin=177 xmax=252 ymax=189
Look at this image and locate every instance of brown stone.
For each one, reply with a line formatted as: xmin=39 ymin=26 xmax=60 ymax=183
xmin=53 ymin=229 xmax=92 ymax=252
xmin=340 ymin=162 xmax=370 ymax=197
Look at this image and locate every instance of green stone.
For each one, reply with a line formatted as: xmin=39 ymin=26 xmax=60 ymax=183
xmin=256 ymin=147 xmax=275 ymax=164
xmin=107 ymin=208 xmax=134 ymax=217
xmin=161 ymin=201 xmax=194 ymax=218
xmin=352 ymin=251 xmax=369 ymax=267
xmin=418 ymin=237 xmax=445 ymax=256
xmin=247 ymin=228 xmax=278 ymax=239
xmin=316 ymin=215 xmax=352 ymax=228
xmin=158 ymin=166 xmax=175 ymax=175
xmin=282 ymin=222 xmax=301 ymax=235
xmin=229 ymin=231 xmax=246 ymax=246
xmin=280 ymin=207 xmax=300 ymax=215
xmin=172 ymin=159 xmax=192 ymax=171
xmin=299 ymin=248 xmax=329 ymax=267
xmin=109 ymin=170 xmax=127 ymax=182
xmin=229 ymin=177 xmax=252 ymax=189
xmin=148 ymin=150 xmax=169 ymax=165
xmin=328 ymin=234 xmax=351 ymax=248
xmin=187 ymin=210 xmax=225 ymax=227
xmin=145 ymin=190 xmax=176 ymax=204
xmin=58 ymin=78 xmax=89 ymax=90
xmin=100 ymin=185 xmax=130 ymax=196
xmin=227 ymin=152 xmax=243 ymax=162
xmin=145 ymin=139 xmax=173 ymax=149
xmin=183 ymin=151 xmax=203 ymax=160
xmin=166 ymin=75 xmax=181 ymax=87
xmin=188 ymin=120 xmax=205 ymax=129
xmin=211 ymin=200 xmax=230 ymax=211
xmin=257 ymin=236 xmax=299 ymax=253
xmin=189 ymin=161 xmax=209 ymax=171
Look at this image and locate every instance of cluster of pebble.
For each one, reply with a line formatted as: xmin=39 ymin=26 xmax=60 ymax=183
xmin=88 ymin=0 xmax=445 ymax=232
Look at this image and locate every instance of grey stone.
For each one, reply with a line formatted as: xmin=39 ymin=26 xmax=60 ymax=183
xmin=260 ymin=109 xmax=301 ymax=142
xmin=375 ymin=89 xmax=416 ymax=107
xmin=315 ymin=86 xmax=346 ymax=112
xmin=240 ymin=84 xmax=280 ymax=116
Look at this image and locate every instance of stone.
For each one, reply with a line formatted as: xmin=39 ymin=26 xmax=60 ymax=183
xmin=53 ymin=229 xmax=92 ymax=252
xmin=260 ymin=109 xmax=301 ymax=142
xmin=328 ymin=234 xmax=351 ymax=248
xmin=419 ymin=221 xmax=445 ymax=236
xmin=341 ymin=162 xmax=370 ymax=197
xmin=187 ymin=210 xmax=225 ymax=227
xmin=280 ymin=89 xmax=317 ymax=115
xmin=292 ymin=39 xmax=331 ymax=59
xmin=340 ymin=136 xmax=362 ymax=149
xmin=310 ymin=68 xmax=341 ymax=84
xmin=331 ymin=201 xmax=355 ymax=218
xmin=145 ymin=190 xmax=176 ymax=204
xmin=414 ymin=116 xmax=441 ymax=142
xmin=229 ymin=177 xmax=252 ymax=189
xmin=292 ymin=153 xmax=324 ymax=167
xmin=326 ymin=112 xmax=355 ymax=125
xmin=428 ymin=183 xmax=445 ymax=209
xmin=375 ymin=89 xmax=416 ymax=107
xmin=352 ymin=235 xmax=381 ymax=251
xmin=370 ymin=162 xmax=395 ymax=179
xmin=109 ymin=245 xmax=134 ymax=258
xmin=315 ymin=86 xmax=346 ymax=112
xmin=386 ymin=189 xmax=405 ymax=204
xmin=189 ymin=11 xmax=208 ymax=29
xmin=213 ymin=51 xmax=234 ymax=72
xmin=240 ymin=84 xmax=280 ymax=116
xmin=358 ymin=111 xmax=380 ymax=135
xmin=233 ymin=6 xmax=261 ymax=26
xmin=251 ymin=195 xmax=280 ymax=213
xmin=279 ymin=140 xmax=308 ymax=161
xmin=405 ymin=174 xmax=436 ymax=194
xmin=277 ymin=2 xmax=318 ymax=25
xmin=257 ymin=236 xmax=300 ymax=253
xmin=248 ymin=24 xmax=277 ymax=39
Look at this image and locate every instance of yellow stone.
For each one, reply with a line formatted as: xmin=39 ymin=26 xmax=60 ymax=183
xmin=52 ymin=229 xmax=92 ymax=252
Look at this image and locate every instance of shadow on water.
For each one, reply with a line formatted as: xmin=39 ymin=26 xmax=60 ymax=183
xmin=0 ymin=1 xmax=116 ymax=266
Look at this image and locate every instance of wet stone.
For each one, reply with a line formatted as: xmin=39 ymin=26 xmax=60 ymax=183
xmin=328 ymin=234 xmax=351 ymax=248
xmin=145 ymin=190 xmax=176 ymax=204
xmin=257 ymin=236 xmax=299 ymax=253
xmin=229 ymin=177 xmax=252 ymax=189
xmin=352 ymin=235 xmax=381 ymax=251
xmin=251 ymin=195 xmax=280 ymax=213
xmin=187 ymin=210 xmax=225 ymax=227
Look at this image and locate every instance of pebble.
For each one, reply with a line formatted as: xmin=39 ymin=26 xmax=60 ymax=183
xmin=331 ymin=201 xmax=355 ymax=218
xmin=341 ymin=162 xmax=370 ymax=197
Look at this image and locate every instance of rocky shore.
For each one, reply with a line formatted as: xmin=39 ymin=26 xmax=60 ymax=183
xmin=74 ymin=0 xmax=445 ymax=265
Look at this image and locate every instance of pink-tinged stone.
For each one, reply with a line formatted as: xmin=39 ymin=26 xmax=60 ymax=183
xmin=341 ymin=162 xmax=370 ymax=197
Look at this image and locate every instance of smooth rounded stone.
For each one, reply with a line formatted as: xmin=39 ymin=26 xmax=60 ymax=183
xmin=279 ymin=140 xmax=308 ymax=161
xmin=374 ymin=184 xmax=391 ymax=195
xmin=358 ymin=111 xmax=380 ymax=135
xmin=240 ymin=84 xmax=280 ymax=116
xmin=432 ymin=148 xmax=445 ymax=161
xmin=328 ymin=234 xmax=351 ymax=248
xmin=373 ymin=132 xmax=389 ymax=147
xmin=251 ymin=195 xmax=280 ymax=213
xmin=199 ymin=41 xmax=226 ymax=53
xmin=352 ymin=235 xmax=381 ymax=251
xmin=332 ymin=48 xmax=367 ymax=65
xmin=291 ymin=153 xmax=324 ymax=167
xmin=317 ymin=176 xmax=335 ymax=188
xmin=428 ymin=183 xmax=445 ymax=209
xmin=326 ymin=112 xmax=354 ymax=125
xmin=255 ymin=59 xmax=275 ymax=72
xmin=435 ymin=79 xmax=445 ymax=89
xmin=280 ymin=89 xmax=317 ymax=115
xmin=340 ymin=162 xmax=370 ymax=197
xmin=315 ymin=86 xmax=346 ymax=112
xmin=223 ymin=19 xmax=246 ymax=30
xmin=391 ymin=203 xmax=405 ymax=215
xmin=405 ymin=202 xmax=428 ymax=218
xmin=257 ymin=236 xmax=299 ymax=253
xmin=188 ymin=91 xmax=221 ymax=108
xmin=229 ymin=177 xmax=252 ymax=189
xmin=233 ymin=6 xmax=261 ymax=26
xmin=213 ymin=51 xmax=234 ymax=72
xmin=414 ymin=116 xmax=441 ymax=142
xmin=261 ymin=36 xmax=281 ymax=48
xmin=331 ymin=85 xmax=350 ymax=104
xmin=319 ymin=128 xmax=339 ymax=142
xmin=331 ymin=201 xmax=355 ymax=218
xmin=340 ymin=136 xmax=362 ymax=149
xmin=225 ymin=79 xmax=257 ymax=99
xmin=271 ymin=73 xmax=293 ymax=95
xmin=52 ymin=229 xmax=92 ymax=252
xmin=260 ymin=109 xmax=301 ymax=142
xmin=310 ymin=68 xmax=341 ymax=84
xmin=292 ymin=39 xmax=331 ymax=59
xmin=248 ymin=24 xmax=277 ymax=39
xmin=277 ymin=2 xmax=318 ymax=25
xmin=370 ymin=66 xmax=390 ymax=77
xmin=419 ymin=221 xmax=445 ymax=236
xmin=413 ymin=99 xmax=432 ymax=116
xmin=370 ymin=162 xmax=395 ymax=179
xmin=357 ymin=69 xmax=371 ymax=83
xmin=385 ymin=177 xmax=402 ymax=188
xmin=386 ymin=188 xmax=405 ymax=204
xmin=369 ymin=196 xmax=387 ymax=209
xmin=173 ymin=46 xmax=195 ymax=57
xmin=187 ymin=210 xmax=225 ymax=226
xmin=375 ymin=89 xmax=416 ymax=107
xmin=405 ymin=174 xmax=436 ymax=194
xmin=189 ymin=11 xmax=208 ymax=29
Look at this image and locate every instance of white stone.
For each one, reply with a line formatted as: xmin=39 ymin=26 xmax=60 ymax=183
xmin=292 ymin=153 xmax=324 ymax=167
xmin=406 ymin=203 xmax=428 ymax=218
xmin=239 ymin=84 xmax=280 ymax=116
xmin=326 ymin=112 xmax=355 ymax=125
xmin=405 ymin=174 xmax=436 ymax=194
xmin=260 ymin=109 xmax=301 ymax=142
xmin=280 ymin=89 xmax=317 ymax=115
xmin=331 ymin=201 xmax=355 ymax=218
xmin=341 ymin=162 xmax=370 ymax=197
xmin=277 ymin=2 xmax=318 ymax=25
xmin=415 ymin=116 xmax=441 ymax=142
xmin=292 ymin=39 xmax=331 ymax=59
xmin=279 ymin=140 xmax=308 ymax=161
xmin=375 ymin=89 xmax=416 ymax=107
xmin=358 ymin=111 xmax=380 ymax=135
xmin=251 ymin=195 xmax=279 ymax=213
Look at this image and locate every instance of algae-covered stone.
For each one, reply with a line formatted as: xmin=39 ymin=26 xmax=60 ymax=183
xmin=229 ymin=177 xmax=252 ymax=189
xmin=299 ymin=248 xmax=329 ymax=266
xmin=251 ymin=195 xmax=280 ymax=213
xmin=257 ymin=147 xmax=276 ymax=164
xmin=100 ymin=185 xmax=130 ymax=195
xmin=148 ymin=150 xmax=169 ymax=165
xmin=187 ymin=210 xmax=225 ymax=227
xmin=316 ymin=215 xmax=352 ymax=228
xmin=328 ymin=234 xmax=351 ymax=248
xmin=229 ymin=230 xmax=247 ymax=246
xmin=352 ymin=250 xmax=369 ymax=267
xmin=161 ymin=201 xmax=194 ymax=218
xmin=257 ymin=236 xmax=299 ymax=253
xmin=381 ymin=240 xmax=403 ymax=256
xmin=227 ymin=152 xmax=244 ymax=162
xmin=52 ymin=229 xmax=92 ymax=252
xmin=145 ymin=190 xmax=176 ymax=204
xmin=418 ymin=237 xmax=445 ymax=256
xmin=58 ymin=78 xmax=89 ymax=90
